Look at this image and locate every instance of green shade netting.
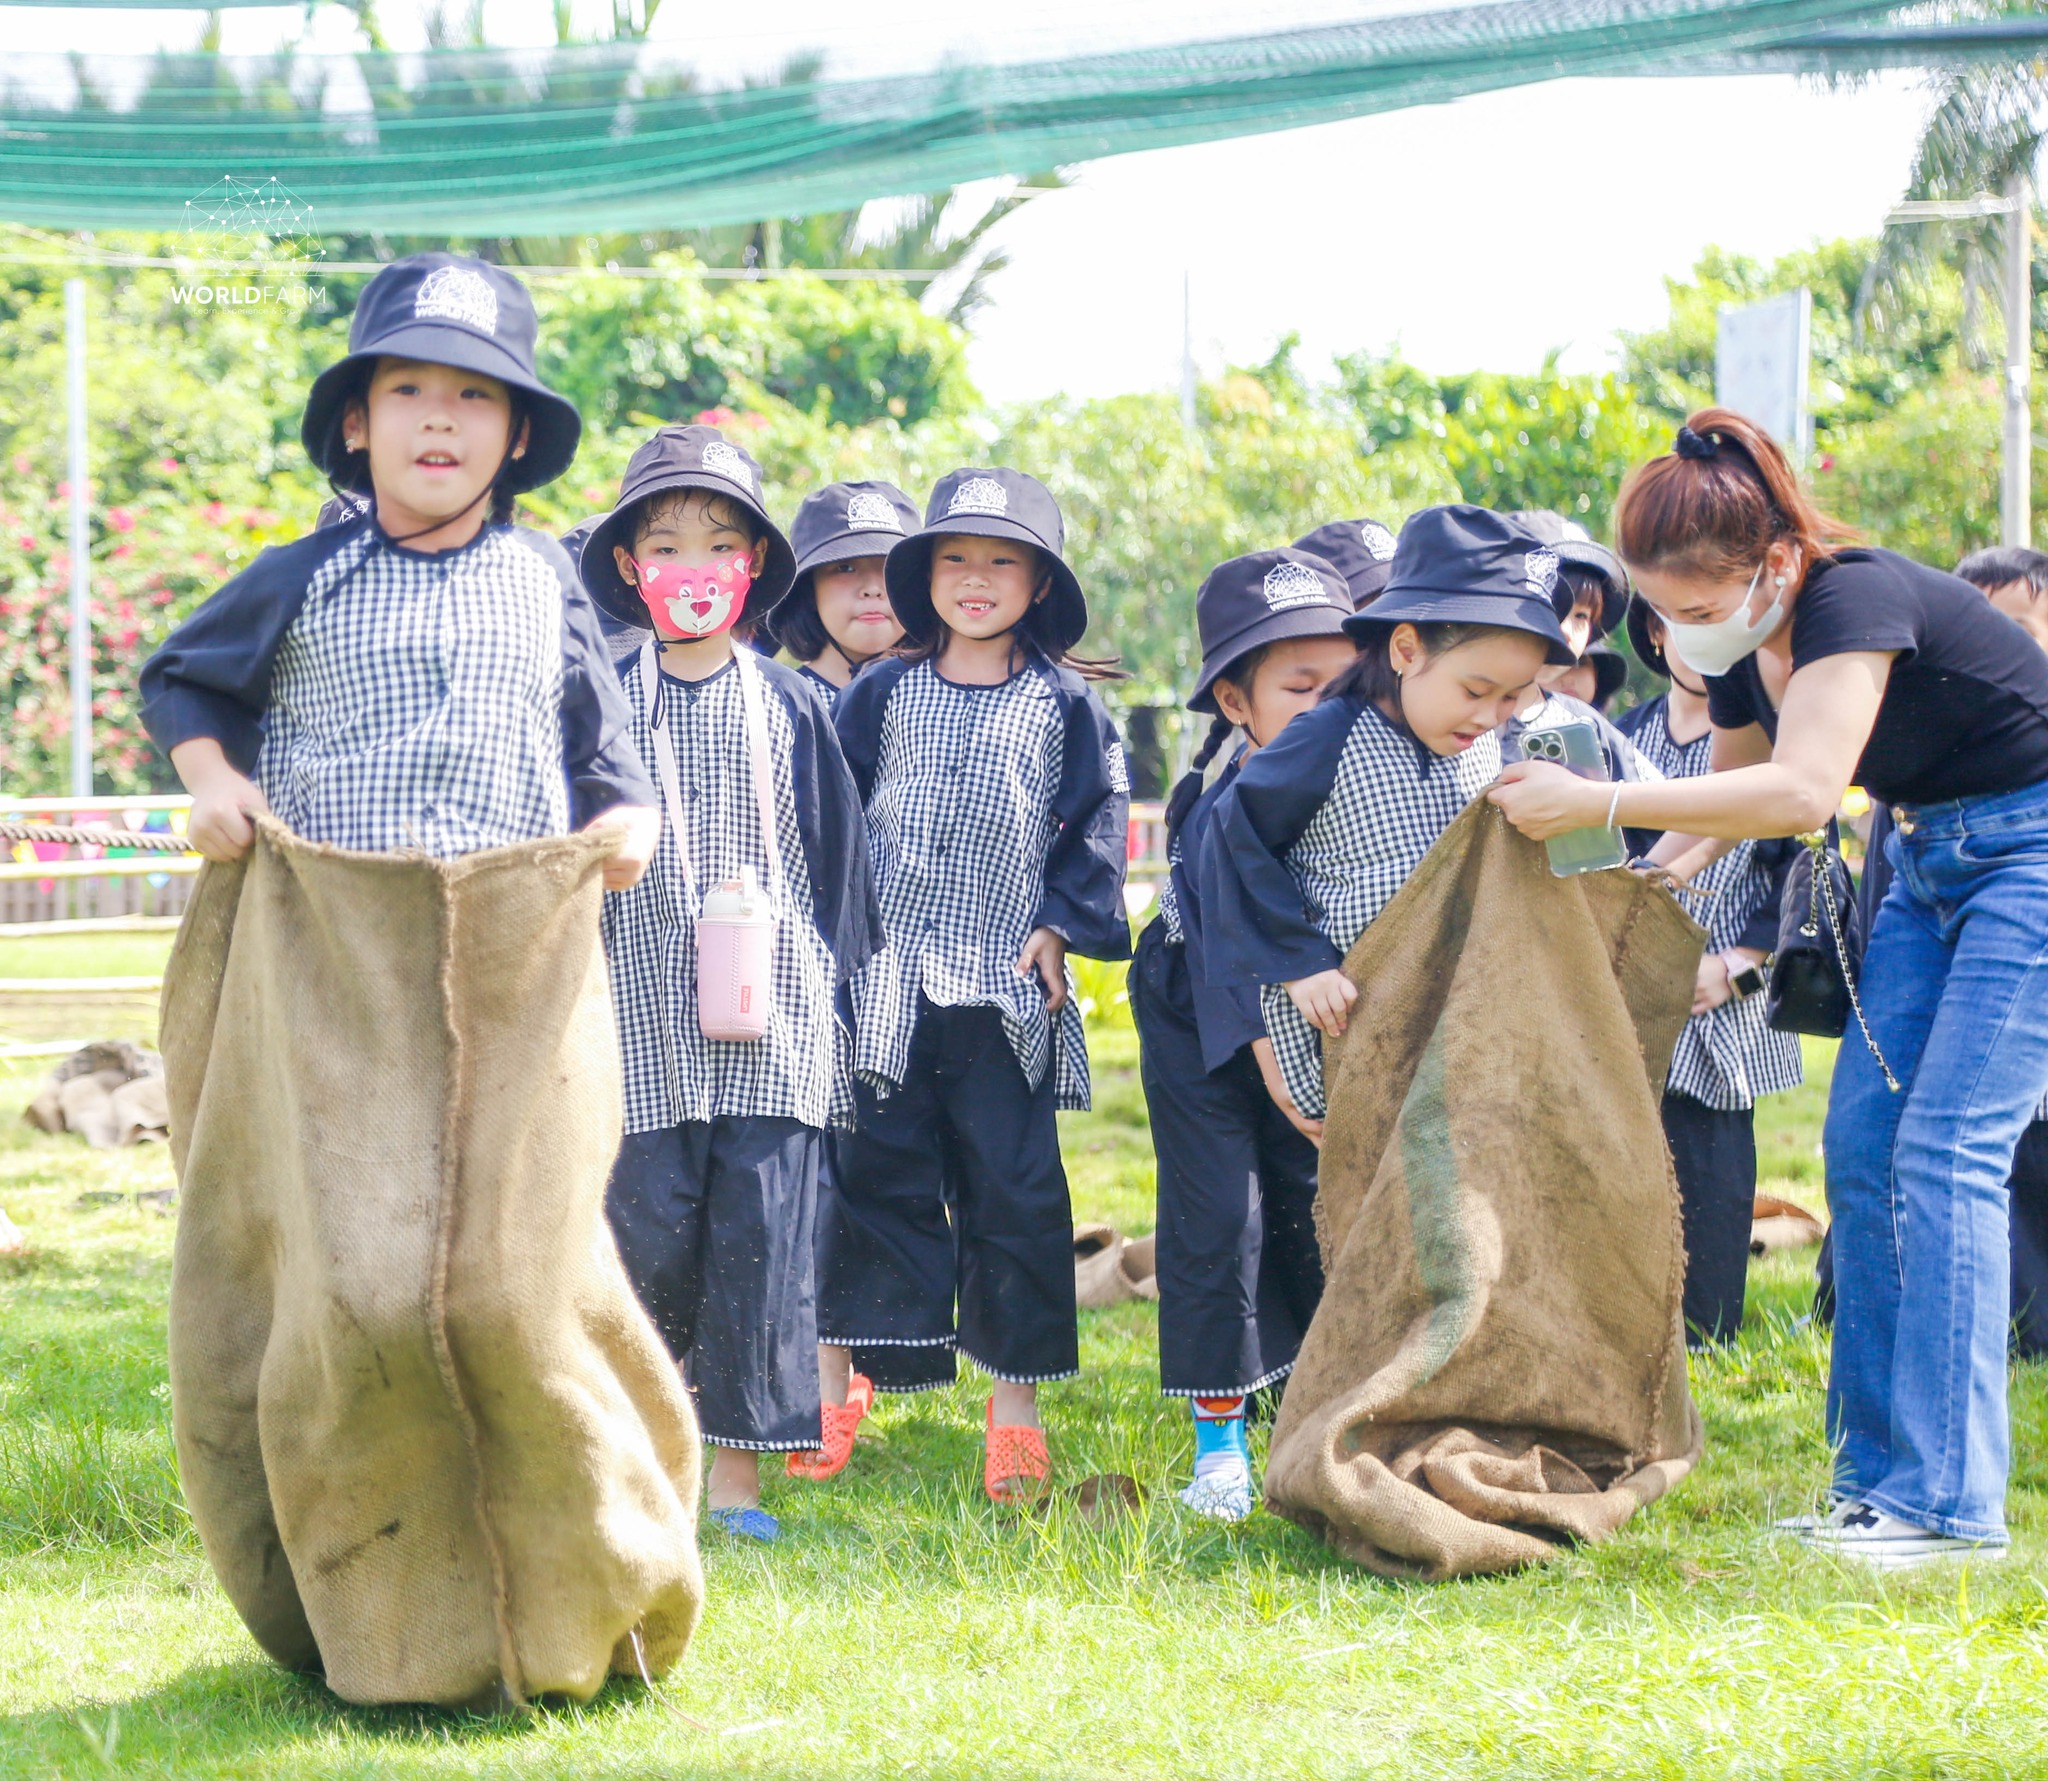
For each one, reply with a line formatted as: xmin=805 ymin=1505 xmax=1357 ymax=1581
xmin=0 ymin=0 xmax=2012 ymax=234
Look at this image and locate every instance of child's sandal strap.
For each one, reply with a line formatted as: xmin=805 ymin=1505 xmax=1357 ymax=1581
xmin=785 ymin=1372 xmax=875 ymax=1481
xmin=983 ymin=1398 xmax=1051 ymax=1505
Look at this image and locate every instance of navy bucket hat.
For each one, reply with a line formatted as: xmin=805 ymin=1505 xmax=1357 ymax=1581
xmin=577 ymin=425 xmax=796 ymax=631
xmin=1291 ymin=516 xmax=1401 ymax=611
xmin=1508 ymin=510 xmax=1630 ymax=640
xmin=1583 ymin=638 xmax=1629 ymax=708
xmin=1189 ymin=548 xmax=1354 ymax=714
xmin=1344 ymin=505 xmax=1577 ymax=666
xmin=885 ymin=468 xmax=1088 ymax=655
xmin=301 ymin=253 xmax=582 ymax=496
xmin=765 ymin=479 xmax=921 ymax=642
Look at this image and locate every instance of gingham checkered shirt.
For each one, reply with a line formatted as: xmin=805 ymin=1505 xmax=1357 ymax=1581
xmin=1259 ymin=704 xmax=1502 ymax=1119
xmin=1623 ymin=698 xmax=1803 ymax=1111
xmin=601 ymin=652 xmax=850 ymax=1133
xmin=851 ymin=661 xmax=1092 ymax=1110
xmin=255 ymin=527 xmax=571 ymax=855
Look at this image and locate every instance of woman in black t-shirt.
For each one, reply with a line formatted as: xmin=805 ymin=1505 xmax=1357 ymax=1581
xmin=1490 ymin=408 xmax=2048 ymax=1571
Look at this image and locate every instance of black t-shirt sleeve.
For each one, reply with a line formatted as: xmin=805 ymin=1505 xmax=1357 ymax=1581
xmin=1706 ymin=667 xmax=1765 ymax=735
xmin=1787 ymin=555 xmax=1922 ymax=669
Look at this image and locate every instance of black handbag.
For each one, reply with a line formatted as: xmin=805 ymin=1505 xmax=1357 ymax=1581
xmin=1766 ymin=830 xmax=1899 ymax=1091
xmin=1765 ymin=833 xmax=1862 ymax=1038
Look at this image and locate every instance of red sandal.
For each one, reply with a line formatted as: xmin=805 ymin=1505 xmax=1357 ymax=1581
xmin=984 ymin=1397 xmax=1051 ymax=1505
xmin=786 ymin=1372 xmax=874 ymax=1481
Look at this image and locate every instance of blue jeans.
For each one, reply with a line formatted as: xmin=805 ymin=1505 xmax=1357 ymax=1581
xmin=1824 ymin=781 xmax=2048 ymax=1541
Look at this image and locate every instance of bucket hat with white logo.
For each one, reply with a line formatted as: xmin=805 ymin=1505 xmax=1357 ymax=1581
xmin=1291 ymin=516 xmax=1402 ymax=612
xmin=1346 ymin=505 xmax=1576 ymax=666
xmin=885 ymin=467 xmax=1089 ymax=655
xmin=300 ymin=252 xmax=583 ymax=496
xmin=763 ymin=479 xmax=922 ymax=645
xmin=1507 ymin=509 xmax=1631 ymax=640
xmin=1188 ymin=547 xmax=1354 ymax=714
xmin=575 ymin=424 xmax=795 ymax=629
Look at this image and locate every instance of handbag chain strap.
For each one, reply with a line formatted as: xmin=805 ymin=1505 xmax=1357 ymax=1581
xmin=1801 ymin=830 xmax=1900 ymax=1094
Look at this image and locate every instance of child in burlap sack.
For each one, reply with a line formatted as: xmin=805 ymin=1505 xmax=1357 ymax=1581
xmin=1199 ymin=506 xmax=1581 ymax=1135
xmin=134 ymin=256 xmax=716 ymax=1709
xmin=142 ymin=253 xmax=658 ymax=875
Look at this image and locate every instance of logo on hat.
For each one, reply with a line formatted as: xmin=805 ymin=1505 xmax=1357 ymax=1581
xmin=948 ymin=476 xmax=1008 ymax=518
xmin=414 ymin=265 xmax=499 ymax=335
xmin=1360 ymin=521 xmax=1397 ymax=562
xmin=1524 ymin=548 xmax=1560 ymax=598
xmin=701 ymin=438 xmax=755 ymax=494
xmin=1262 ymin=560 xmax=1329 ymax=613
xmin=845 ymin=491 xmax=903 ymax=532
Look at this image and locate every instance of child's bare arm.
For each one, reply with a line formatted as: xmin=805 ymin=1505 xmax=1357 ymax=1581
xmin=1251 ymin=1037 xmax=1322 ymax=1146
xmin=170 ymin=738 xmax=272 ymax=862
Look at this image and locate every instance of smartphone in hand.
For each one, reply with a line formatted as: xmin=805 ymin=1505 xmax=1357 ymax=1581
xmin=1520 ymin=719 xmax=1626 ymax=877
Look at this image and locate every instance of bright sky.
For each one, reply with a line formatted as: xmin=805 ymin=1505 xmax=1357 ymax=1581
xmin=6 ymin=3 xmax=1938 ymax=401
xmin=963 ymin=72 xmax=1933 ymax=401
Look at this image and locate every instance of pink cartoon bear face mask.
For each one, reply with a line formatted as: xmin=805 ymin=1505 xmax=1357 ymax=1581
xmin=634 ymin=555 xmax=753 ymax=640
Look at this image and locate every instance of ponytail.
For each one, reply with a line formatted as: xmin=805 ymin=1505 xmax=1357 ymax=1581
xmin=1163 ymin=711 xmax=1237 ymax=843
xmin=1614 ymin=406 xmax=1858 ymax=581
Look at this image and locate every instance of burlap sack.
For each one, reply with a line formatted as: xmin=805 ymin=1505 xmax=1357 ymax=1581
xmin=1264 ymin=802 xmax=1706 ymax=1580
xmin=161 ymin=820 xmax=704 ymax=1708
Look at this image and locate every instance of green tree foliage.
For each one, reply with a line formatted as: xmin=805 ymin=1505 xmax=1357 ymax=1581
xmin=1617 ymin=239 xmax=1972 ymax=432
xmin=5 ymin=223 xmax=2043 ymax=796
xmin=531 ymin=257 xmax=976 ymax=432
xmin=1001 ymin=351 xmax=1455 ymax=707
xmin=1339 ymin=350 xmax=1668 ymax=532
xmin=0 ymin=259 xmax=334 ymax=792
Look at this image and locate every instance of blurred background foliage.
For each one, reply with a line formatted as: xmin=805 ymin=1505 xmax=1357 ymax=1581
xmin=0 ymin=220 xmax=2039 ymax=795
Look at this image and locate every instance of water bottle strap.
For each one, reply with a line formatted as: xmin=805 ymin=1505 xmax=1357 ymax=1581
xmin=639 ymin=641 xmax=699 ymax=919
xmin=733 ymin=646 xmax=790 ymax=918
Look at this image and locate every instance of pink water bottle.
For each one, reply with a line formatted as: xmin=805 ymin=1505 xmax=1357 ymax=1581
xmin=696 ymin=865 xmax=776 ymax=1042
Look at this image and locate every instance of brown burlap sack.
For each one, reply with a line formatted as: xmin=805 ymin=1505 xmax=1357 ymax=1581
xmin=161 ymin=820 xmax=704 ymax=1707
xmin=1263 ymin=802 xmax=1706 ymax=1580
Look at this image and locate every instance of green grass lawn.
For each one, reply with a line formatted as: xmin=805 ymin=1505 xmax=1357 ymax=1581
xmin=0 ymin=933 xmax=177 ymax=983
xmin=4 ymin=1002 xmax=2048 ymax=1778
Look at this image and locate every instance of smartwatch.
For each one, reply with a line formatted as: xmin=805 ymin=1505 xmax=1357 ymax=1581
xmin=1722 ymin=952 xmax=1767 ymax=1000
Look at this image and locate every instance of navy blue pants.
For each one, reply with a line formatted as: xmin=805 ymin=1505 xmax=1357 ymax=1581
xmin=1131 ymin=922 xmax=1322 ymax=1397
xmin=1662 ymin=1092 xmax=1756 ymax=1349
xmin=820 ymin=1000 xmax=1078 ymax=1388
xmin=607 ymin=1116 xmax=823 ymax=1451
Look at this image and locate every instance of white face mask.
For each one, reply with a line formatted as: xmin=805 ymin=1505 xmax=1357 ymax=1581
xmin=1665 ymin=562 xmax=1786 ymax=677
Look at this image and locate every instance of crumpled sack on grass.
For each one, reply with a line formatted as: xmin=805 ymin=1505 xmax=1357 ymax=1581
xmin=1264 ymin=802 xmax=1706 ymax=1579
xmin=24 ymin=1040 xmax=166 ymax=1147
xmin=161 ymin=820 xmax=703 ymax=1708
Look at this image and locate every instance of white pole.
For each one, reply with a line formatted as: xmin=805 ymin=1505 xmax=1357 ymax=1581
xmin=2005 ymin=171 xmax=2033 ymax=549
xmin=1180 ymin=271 xmax=1196 ymax=430
xmin=65 ymin=278 xmax=91 ymax=799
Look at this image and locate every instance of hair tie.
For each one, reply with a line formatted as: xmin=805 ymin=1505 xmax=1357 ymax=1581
xmin=1674 ymin=425 xmax=1719 ymax=461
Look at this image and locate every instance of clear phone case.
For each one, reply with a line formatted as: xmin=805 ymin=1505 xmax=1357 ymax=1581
xmin=1520 ymin=719 xmax=1627 ymax=877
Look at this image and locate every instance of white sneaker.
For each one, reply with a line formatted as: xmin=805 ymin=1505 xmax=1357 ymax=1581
xmin=1797 ymin=1501 xmax=2008 ymax=1571
xmin=1771 ymin=1492 xmax=1849 ymax=1534
xmin=1178 ymin=1461 xmax=1254 ymax=1523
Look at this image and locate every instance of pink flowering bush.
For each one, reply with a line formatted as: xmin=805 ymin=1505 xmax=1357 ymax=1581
xmin=0 ymin=475 xmax=309 ymax=793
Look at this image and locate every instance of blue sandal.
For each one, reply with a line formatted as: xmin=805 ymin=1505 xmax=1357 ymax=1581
xmin=706 ymin=1505 xmax=780 ymax=1543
